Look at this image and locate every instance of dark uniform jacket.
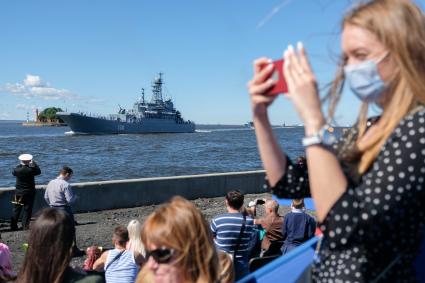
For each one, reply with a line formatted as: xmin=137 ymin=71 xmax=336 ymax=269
xmin=12 ymin=164 xmax=41 ymax=196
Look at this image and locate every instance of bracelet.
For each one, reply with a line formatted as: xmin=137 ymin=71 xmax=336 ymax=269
xmin=302 ymin=124 xmax=336 ymax=147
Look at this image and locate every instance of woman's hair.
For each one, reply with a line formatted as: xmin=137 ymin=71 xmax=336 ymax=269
xmin=127 ymin=219 xmax=146 ymax=257
xmin=217 ymin=251 xmax=234 ymax=283
xmin=327 ymin=0 xmax=425 ymax=174
xmin=140 ymin=196 xmax=220 ymax=283
xmin=17 ymin=208 xmax=75 ymax=283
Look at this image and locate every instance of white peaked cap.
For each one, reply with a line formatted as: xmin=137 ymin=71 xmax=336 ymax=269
xmin=18 ymin=154 xmax=33 ymax=161
xmin=248 ymin=201 xmax=256 ymax=207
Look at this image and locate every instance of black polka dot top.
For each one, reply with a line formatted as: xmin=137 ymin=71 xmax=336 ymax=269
xmin=266 ymin=106 xmax=425 ymax=282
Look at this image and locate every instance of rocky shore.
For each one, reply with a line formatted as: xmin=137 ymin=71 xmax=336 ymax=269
xmin=0 ymin=192 xmax=300 ymax=272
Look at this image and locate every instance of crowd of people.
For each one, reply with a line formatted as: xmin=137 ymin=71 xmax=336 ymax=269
xmin=2 ymin=0 xmax=425 ymax=282
xmin=2 ymin=160 xmax=316 ymax=283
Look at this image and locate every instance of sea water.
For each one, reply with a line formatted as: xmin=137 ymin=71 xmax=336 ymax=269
xmin=0 ymin=121 xmax=306 ymax=187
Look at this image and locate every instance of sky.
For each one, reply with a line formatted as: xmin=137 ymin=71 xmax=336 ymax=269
xmin=1 ymin=0 xmax=424 ymax=125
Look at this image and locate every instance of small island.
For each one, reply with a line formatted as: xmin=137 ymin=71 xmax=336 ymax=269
xmin=22 ymin=107 xmax=67 ymax=127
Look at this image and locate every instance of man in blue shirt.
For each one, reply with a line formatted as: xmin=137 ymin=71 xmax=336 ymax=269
xmin=281 ymin=198 xmax=316 ymax=254
xmin=44 ymin=166 xmax=83 ymax=256
xmin=211 ymin=190 xmax=255 ymax=280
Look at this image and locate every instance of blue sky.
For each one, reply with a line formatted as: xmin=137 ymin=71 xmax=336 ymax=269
xmin=1 ymin=0 xmax=424 ymax=125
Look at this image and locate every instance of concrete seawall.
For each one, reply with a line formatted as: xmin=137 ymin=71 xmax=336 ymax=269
xmin=0 ymin=170 xmax=266 ymax=219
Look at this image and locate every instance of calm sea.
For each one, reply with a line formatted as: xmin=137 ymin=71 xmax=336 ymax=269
xmin=0 ymin=121 xmax=306 ymax=187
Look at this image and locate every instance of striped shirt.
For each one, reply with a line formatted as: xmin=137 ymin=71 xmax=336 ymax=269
xmin=210 ymin=212 xmax=255 ymax=259
xmin=105 ymin=249 xmax=139 ymax=283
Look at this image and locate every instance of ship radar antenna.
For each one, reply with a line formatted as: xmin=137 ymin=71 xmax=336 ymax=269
xmin=151 ymin=72 xmax=164 ymax=104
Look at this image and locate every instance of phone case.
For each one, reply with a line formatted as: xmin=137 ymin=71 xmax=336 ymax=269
xmin=266 ymin=59 xmax=288 ymax=96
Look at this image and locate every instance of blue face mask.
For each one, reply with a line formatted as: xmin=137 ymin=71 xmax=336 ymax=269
xmin=344 ymin=53 xmax=389 ymax=103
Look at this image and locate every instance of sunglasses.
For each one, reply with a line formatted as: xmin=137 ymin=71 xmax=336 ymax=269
xmin=145 ymin=247 xmax=175 ymax=264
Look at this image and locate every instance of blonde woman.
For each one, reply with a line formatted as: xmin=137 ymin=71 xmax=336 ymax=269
xmin=127 ymin=219 xmax=146 ymax=259
xmin=136 ymin=196 xmax=220 ymax=283
xmin=248 ymin=0 xmax=425 ymax=281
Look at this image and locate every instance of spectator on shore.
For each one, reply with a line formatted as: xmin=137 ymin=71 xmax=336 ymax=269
xmin=93 ymin=226 xmax=142 ymax=283
xmin=0 ymin=243 xmax=16 ymax=283
xmin=281 ymin=199 xmax=316 ymax=254
xmin=10 ymin=154 xmax=41 ymax=231
xmin=44 ymin=166 xmax=83 ymax=256
xmin=83 ymin=246 xmax=103 ymax=272
xmin=137 ymin=196 xmax=221 ymax=283
xmin=254 ymin=199 xmax=284 ymax=256
xmin=211 ymin=190 xmax=255 ymax=280
xmin=248 ymin=0 xmax=425 ymax=280
xmin=16 ymin=208 xmax=104 ymax=283
xmin=127 ymin=220 xmax=146 ymax=259
xmin=245 ymin=199 xmax=259 ymax=218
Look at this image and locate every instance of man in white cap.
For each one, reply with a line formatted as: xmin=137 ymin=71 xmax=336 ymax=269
xmin=11 ymin=154 xmax=41 ymax=230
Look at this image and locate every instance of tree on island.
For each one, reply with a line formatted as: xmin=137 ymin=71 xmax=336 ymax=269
xmin=37 ymin=107 xmax=65 ymax=123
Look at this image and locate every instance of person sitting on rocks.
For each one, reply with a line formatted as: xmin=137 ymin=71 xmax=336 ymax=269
xmin=254 ymin=199 xmax=284 ymax=257
xmin=211 ymin=190 xmax=255 ymax=280
xmin=281 ymin=199 xmax=316 ymax=254
xmin=126 ymin=220 xmax=146 ymax=260
xmin=93 ymin=226 xmax=143 ymax=283
xmin=0 ymin=242 xmax=16 ymax=282
xmin=16 ymin=208 xmax=104 ymax=283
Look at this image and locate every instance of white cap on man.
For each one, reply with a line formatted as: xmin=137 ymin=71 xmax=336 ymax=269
xmin=248 ymin=201 xmax=256 ymax=207
xmin=18 ymin=154 xmax=33 ymax=161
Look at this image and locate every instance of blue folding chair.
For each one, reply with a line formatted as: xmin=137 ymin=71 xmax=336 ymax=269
xmin=414 ymin=231 xmax=425 ymax=282
xmin=237 ymin=236 xmax=319 ymax=283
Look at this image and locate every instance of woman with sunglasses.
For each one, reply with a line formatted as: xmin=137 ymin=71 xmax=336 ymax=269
xmin=136 ymin=196 xmax=221 ymax=283
xmin=248 ymin=0 xmax=425 ymax=281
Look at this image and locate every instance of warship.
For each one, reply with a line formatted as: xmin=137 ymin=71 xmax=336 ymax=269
xmin=57 ymin=73 xmax=195 ymax=134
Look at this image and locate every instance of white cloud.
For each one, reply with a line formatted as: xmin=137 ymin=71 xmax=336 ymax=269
xmin=0 ymin=112 xmax=10 ymax=119
xmin=24 ymin=74 xmax=44 ymax=87
xmin=256 ymin=0 xmax=294 ymax=29
xmin=1 ymin=74 xmax=78 ymax=100
xmin=3 ymin=83 xmax=26 ymax=94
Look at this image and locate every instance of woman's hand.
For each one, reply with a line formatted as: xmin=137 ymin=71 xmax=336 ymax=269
xmin=247 ymin=57 xmax=279 ymax=119
xmin=283 ymin=43 xmax=325 ymax=134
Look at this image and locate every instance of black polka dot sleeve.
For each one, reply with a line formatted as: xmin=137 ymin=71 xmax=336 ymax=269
xmin=265 ymin=156 xmax=311 ymax=199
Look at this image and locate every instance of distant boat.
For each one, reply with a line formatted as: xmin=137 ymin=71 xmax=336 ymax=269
xmin=57 ymin=73 xmax=195 ymax=134
xmin=244 ymin=121 xmax=254 ymax=129
xmin=281 ymin=122 xmax=296 ymax=128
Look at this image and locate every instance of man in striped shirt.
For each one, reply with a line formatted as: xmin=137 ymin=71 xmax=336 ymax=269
xmin=211 ymin=190 xmax=255 ymax=280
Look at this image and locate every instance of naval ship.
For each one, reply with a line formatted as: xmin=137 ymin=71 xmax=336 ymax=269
xmin=57 ymin=73 xmax=195 ymax=134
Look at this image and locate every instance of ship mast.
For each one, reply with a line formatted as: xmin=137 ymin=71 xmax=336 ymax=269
xmin=141 ymin=88 xmax=145 ymax=103
xmin=152 ymin=73 xmax=164 ymax=104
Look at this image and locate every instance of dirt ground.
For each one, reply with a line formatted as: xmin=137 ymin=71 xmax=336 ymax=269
xmin=0 ymin=192 xmax=300 ymax=272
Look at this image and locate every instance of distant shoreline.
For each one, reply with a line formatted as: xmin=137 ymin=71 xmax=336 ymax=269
xmin=21 ymin=121 xmax=67 ymax=127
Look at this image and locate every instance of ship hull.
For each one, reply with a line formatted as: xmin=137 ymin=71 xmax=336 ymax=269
xmin=57 ymin=112 xmax=195 ymax=134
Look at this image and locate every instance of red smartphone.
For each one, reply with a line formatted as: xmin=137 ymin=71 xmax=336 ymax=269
xmin=262 ymin=59 xmax=288 ymax=95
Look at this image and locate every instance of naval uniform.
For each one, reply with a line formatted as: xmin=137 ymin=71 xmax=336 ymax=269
xmin=11 ymin=162 xmax=41 ymax=230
